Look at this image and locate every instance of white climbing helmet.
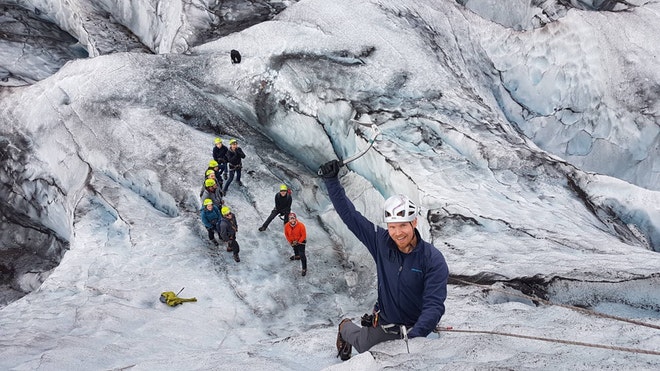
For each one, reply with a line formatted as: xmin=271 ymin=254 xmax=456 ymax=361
xmin=383 ymin=194 xmax=418 ymax=223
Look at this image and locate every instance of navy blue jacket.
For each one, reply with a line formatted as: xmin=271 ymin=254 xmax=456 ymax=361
xmin=324 ymin=177 xmax=448 ymax=338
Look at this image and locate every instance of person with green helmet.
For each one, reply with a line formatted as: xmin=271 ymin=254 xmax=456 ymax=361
xmin=212 ymin=137 xmax=229 ymax=180
xmin=206 ymin=159 xmax=224 ymax=191
xmin=216 ymin=205 xmax=240 ymax=262
xmin=258 ymin=184 xmax=293 ymax=231
xmin=200 ymin=198 xmax=221 ymax=246
xmin=200 ymin=178 xmax=224 ymax=208
xmin=199 ymin=169 xmax=217 ymax=197
xmin=222 ymin=138 xmax=246 ymax=195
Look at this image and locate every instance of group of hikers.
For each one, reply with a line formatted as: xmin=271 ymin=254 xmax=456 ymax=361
xmin=199 ymin=137 xmax=307 ymax=275
xmin=199 ymin=135 xmax=449 ymax=361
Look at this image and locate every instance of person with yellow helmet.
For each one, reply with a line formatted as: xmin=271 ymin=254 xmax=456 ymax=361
xmin=199 ymin=169 xmax=217 ymax=197
xmin=205 ymin=159 xmax=224 ymax=191
xmin=222 ymin=139 xmax=246 ymax=195
xmin=200 ymin=178 xmax=224 ymax=208
xmin=212 ymin=137 xmax=229 ymax=180
xmin=258 ymin=184 xmax=292 ymax=231
xmin=216 ymin=205 xmax=240 ymax=262
xmin=200 ymin=198 xmax=221 ymax=246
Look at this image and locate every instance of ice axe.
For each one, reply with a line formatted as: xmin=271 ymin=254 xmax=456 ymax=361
xmin=317 ymin=121 xmax=381 ymax=176
xmin=159 ymin=287 xmax=197 ymax=306
xmin=401 ymin=325 xmax=410 ymax=353
xmin=160 ymin=287 xmax=185 ymax=303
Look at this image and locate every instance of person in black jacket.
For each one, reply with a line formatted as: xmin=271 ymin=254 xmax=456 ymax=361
xmin=212 ymin=138 xmax=229 ymax=180
xmin=258 ymin=184 xmax=293 ymax=231
xmin=222 ymin=139 xmax=246 ymax=194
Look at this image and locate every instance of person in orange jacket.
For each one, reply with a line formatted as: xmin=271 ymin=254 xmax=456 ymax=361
xmin=283 ymin=212 xmax=307 ymax=276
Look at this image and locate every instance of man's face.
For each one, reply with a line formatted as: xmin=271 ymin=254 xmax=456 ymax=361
xmin=206 ymin=204 xmax=213 ymax=211
xmin=288 ymin=215 xmax=297 ymax=226
xmin=230 ymin=143 xmax=238 ymax=149
xmin=387 ymin=219 xmax=417 ymax=250
xmin=280 ymin=190 xmax=287 ymax=196
xmin=216 ymin=142 xmax=223 ymax=148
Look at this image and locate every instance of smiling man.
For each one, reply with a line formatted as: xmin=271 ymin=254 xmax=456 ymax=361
xmin=318 ymin=160 xmax=449 ymax=361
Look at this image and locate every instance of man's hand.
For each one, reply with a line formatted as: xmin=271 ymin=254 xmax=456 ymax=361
xmin=318 ymin=160 xmax=341 ymax=178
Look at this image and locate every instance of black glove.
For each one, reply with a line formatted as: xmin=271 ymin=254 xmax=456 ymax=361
xmin=318 ymin=160 xmax=341 ymax=178
xmin=361 ymin=313 xmax=374 ymax=327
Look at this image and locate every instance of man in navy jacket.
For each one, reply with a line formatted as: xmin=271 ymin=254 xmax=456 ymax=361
xmin=318 ymin=160 xmax=448 ymax=360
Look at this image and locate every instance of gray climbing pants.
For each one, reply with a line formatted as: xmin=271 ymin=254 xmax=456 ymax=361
xmin=340 ymin=320 xmax=402 ymax=353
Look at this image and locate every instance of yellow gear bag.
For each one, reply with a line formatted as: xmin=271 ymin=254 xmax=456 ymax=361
xmin=159 ymin=291 xmax=197 ymax=306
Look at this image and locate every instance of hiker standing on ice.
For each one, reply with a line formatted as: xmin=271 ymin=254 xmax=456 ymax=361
xmin=259 ymin=184 xmax=292 ymax=231
xmin=200 ymin=198 xmax=221 ymax=246
xmin=212 ymin=137 xmax=229 ymax=180
xmin=222 ymin=139 xmax=246 ymax=194
xmin=318 ymin=159 xmax=448 ymax=361
xmin=200 ymin=178 xmax=224 ymax=208
xmin=206 ymin=159 xmax=224 ymax=192
xmin=283 ymin=212 xmax=307 ymax=276
xmin=199 ymin=169 xmax=217 ymax=197
xmin=217 ymin=205 xmax=241 ymax=262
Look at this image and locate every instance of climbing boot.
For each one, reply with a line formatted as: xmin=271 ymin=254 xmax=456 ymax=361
xmin=336 ymin=319 xmax=352 ymax=361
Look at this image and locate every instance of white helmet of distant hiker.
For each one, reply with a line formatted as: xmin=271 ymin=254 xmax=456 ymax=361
xmin=383 ymin=194 xmax=418 ymax=223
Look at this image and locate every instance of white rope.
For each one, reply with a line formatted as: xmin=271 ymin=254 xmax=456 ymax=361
xmin=451 ymin=277 xmax=660 ymax=330
xmin=435 ymin=327 xmax=660 ymax=356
